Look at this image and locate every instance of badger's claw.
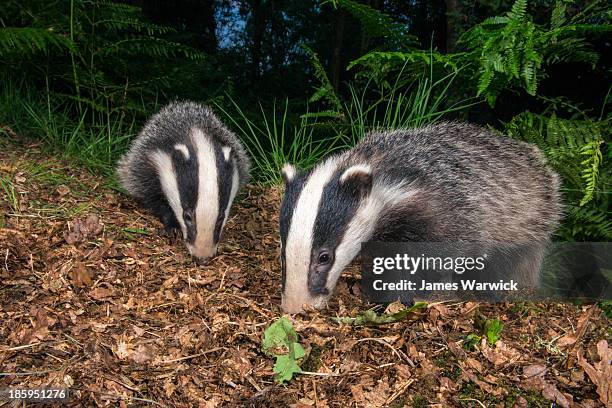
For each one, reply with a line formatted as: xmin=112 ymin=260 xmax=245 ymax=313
xmin=159 ymin=226 xmax=181 ymax=240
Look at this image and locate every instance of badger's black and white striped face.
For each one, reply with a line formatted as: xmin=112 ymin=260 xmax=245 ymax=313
xmin=280 ymin=161 xmax=376 ymax=313
xmin=150 ymin=128 xmax=240 ymax=264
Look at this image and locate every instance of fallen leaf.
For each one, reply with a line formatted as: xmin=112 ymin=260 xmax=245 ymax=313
xmin=522 ymin=364 xmax=573 ymax=408
xmin=523 ymin=364 xmax=547 ymax=378
xmin=57 ymin=184 xmax=70 ymax=196
xmin=351 ymin=379 xmax=390 ymax=408
xmin=64 ymin=214 xmax=104 ymax=244
xmin=577 ymin=340 xmax=611 ymax=405
xmin=512 ymin=395 xmax=527 ymax=408
xmin=69 ymin=263 xmax=92 ymax=287
xmin=464 ymin=357 xmax=484 ymax=373
xmin=557 ymin=306 xmax=595 ymax=348
xmin=480 ymin=338 xmax=521 ymax=366
xmin=89 ymin=287 xmax=113 ymax=300
xmin=132 ymin=343 xmax=156 ymax=364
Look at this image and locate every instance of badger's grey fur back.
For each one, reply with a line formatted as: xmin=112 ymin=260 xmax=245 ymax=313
xmin=280 ymin=121 xmax=562 ymax=312
xmin=346 ymin=122 xmax=562 ymax=242
xmin=117 ymin=101 xmax=250 ymax=263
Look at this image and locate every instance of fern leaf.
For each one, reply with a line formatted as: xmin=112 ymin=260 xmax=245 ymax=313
xmin=508 ymin=0 xmax=527 ymax=20
xmin=579 ymin=140 xmax=603 ymax=206
xmin=550 ymin=1 xmax=567 ymax=29
xmin=301 ymin=44 xmax=343 ymax=112
xmin=0 ymin=27 xmax=74 ymax=56
xmin=333 ymin=0 xmax=416 ymax=47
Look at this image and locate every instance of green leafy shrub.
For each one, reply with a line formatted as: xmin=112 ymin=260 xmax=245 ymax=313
xmin=262 ymin=317 xmax=305 ymax=384
xmin=505 ymin=110 xmax=611 ymax=240
xmin=460 ymin=0 xmax=609 ymax=106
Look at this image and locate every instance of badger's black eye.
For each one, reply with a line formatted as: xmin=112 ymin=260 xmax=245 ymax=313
xmin=318 ymin=251 xmax=331 ymax=265
xmin=183 ymin=211 xmax=194 ymax=225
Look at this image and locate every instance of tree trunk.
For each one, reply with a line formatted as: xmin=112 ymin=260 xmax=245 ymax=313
xmin=330 ymin=9 xmax=346 ymax=92
xmin=445 ymin=0 xmax=461 ymax=53
xmin=361 ymin=0 xmax=383 ymax=52
xmin=250 ymin=0 xmax=266 ymax=81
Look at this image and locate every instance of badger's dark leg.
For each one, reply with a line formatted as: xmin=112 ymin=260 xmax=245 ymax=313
xmin=159 ymin=210 xmax=181 ymax=238
xmin=141 ymin=195 xmax=181 ymax=238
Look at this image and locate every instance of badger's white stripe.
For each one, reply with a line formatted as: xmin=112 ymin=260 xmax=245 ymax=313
xmin=222 ymin=146 xmax=232 ymax=161
xmin=222 ymin=163 xmax=240 ymax=230
xmin=174 ymin=143 xmax=190 ymax=160
xmin=283 ymin=157 xmax=341 ymax=310
xmin=324 ymin=183 xmax=419 ymax=293
xmin=190 ymin=128 xmax=219 ymax=258
xmin=150 ymin=149 xmax=187 ymax=237
xmin=340 ymin=164 xmax=371 ymax=183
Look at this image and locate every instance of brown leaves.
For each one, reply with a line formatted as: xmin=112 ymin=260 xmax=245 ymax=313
xmin=69 ymin=262 xmax=93 ymax=287
xmin=522 ymin=364 xmax=573 ymax=408
xmin=64 ymin=214 xmax=104 ymax=244
xmin=578 ymin=340 xmax=612 ymax=405
xmin=350 ymin=377 xmax=391 ymax=408
xmin=89 ymin=286 xmax=114 ymax=301
xmin=480 ymin=338 xmax=521 ymax=367
xmin=558 ymin=305 xmax=596 ymax=349
xmin=113 ymin=335 xmax=157 ymax=365
xmin=2 ymin=144 xmax=611 ymax=407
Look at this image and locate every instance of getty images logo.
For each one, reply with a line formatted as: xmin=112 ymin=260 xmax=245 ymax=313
xmin=372 ymin=253 xmax=488 ymax=275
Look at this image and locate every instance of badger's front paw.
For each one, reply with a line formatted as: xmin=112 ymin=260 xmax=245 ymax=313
xmin=159 ymin=225 xmax=181 ymax=241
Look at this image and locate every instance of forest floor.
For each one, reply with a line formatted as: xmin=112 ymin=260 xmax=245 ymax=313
xmin=0 ymin=134 xmax=610 ymax=408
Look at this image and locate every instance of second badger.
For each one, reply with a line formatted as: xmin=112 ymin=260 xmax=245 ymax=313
xmin=280 ymin=122 xmax=562 ymax=313
xmin=117 ymin=101 xmax=250 ymax=264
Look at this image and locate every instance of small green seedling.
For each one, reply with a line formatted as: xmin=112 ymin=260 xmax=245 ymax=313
xmin=262 ymin=316 xmax=305 ymax=384
xmin=465 ymin=312 xmax=504 ymax=349
xmin=463 ymin=333 xmax=481 ymax=350
xmin=332 ymin=302 xmax=427 ymax=326
xmin=484 ymin=318 xmax=503 ymax=345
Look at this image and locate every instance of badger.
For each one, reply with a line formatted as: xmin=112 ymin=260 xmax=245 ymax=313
xmin=117 ymin=101 xmax=250 ymax=264
xmin=279 ymin=122 xmax=562 ymax=313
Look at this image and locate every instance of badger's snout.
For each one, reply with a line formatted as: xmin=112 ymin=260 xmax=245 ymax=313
xmin=194 ymin=255 xmax=214 ymax=266
xmin=187 ymin=242 xmax=217 ymax=265
xmin=281 ymin=293 xmax=327 ymax=314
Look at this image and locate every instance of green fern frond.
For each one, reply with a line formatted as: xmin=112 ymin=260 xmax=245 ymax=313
xmin=505 ymin=111 xmax=610 ymax=240
xmin=561 ymin=206 xmax=612 ymax=240
xmin=301 ymin=44 xmax=342 ymax=113
xmin=550 ymin=1 xmax=567 ymax=29
xmin=477 ymin=70 xmax=494 ymax=96
xmin=99 ymin=38 xmax=205 ymax=60
xmin=460 ymin=0 xmax=606 ymax=106
xmin=508 ymin=0 xmax=527 ymax=20
xmin=480 ymin=16 xmax=511 ymax=26
xmin=93 ymin=18 xmax=176 ymax=36
xmin=579 ymin=140 xmax=603 ymax=206
xmin=332 ymin=0 xmax=416 ymax=47
xmin=0 ymin=27 xmax=74 ymax=56
xmin=347 ymin=50 xmax=457 ymax=71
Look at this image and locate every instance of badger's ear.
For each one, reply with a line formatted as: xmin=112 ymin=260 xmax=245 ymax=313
xmin=282 ymin=163 xmax=297 ymax=185
xmin=340 ymin=164 xmax=372 ymax=198
xmin=221 ymin=146 xmax=232 ymax=162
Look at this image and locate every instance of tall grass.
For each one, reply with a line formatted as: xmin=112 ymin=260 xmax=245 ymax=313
xmin=0 ymin=80 xmax=138 ymax=176
xmin=2 ymin=66 xmax=476 ymax=186
xmin=213 ymin=68 xmax=477 ymax=184
xmin=337 ymin=66 xmax=480 ymax=146
xmin=215 ymin=98 xmax=345 ymax=184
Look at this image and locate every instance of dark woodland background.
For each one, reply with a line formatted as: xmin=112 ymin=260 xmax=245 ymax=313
xmin=0 ymin=0 xmax=610 ymax=240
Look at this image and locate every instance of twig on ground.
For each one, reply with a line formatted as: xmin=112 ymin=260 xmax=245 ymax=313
xmin=160 ymin=347 xmax=226 ymax=364
xmin=355 ymin=337 xmax=415 ymax=367
xmin=75 ymin=388 xmax=166 ymax=407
